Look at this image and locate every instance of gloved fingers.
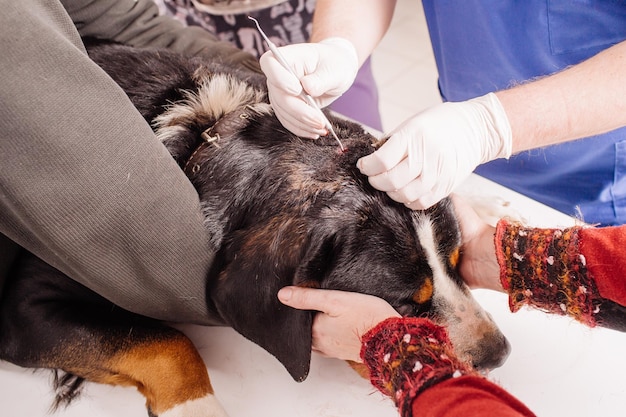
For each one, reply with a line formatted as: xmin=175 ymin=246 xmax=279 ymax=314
xmin=269 ymin=90 xmax=326 ymax=138
xmin=386 ymin=173 xmax=436 ymax=204
xmin=404 ymin=192 xmax=439 ymax=211
xmin=403 ymin=172 xmax=468 ymax=210
xmin=381 ymin=148 xmax=442 ymax=210
xmin=259 ymin=41 xmax=358 ymax=137
xmin=262 ymin=48 xmax=328 ymax=138
xmin=274 ymin=112 xmax=323 ymax=139
xmin=272 ymin=106 xmax=325 ymax=139
xmin=357 ymin=93 xmax=512 ymax=212
xmin=366 ymin=155 xmax=424 ymax=192
xmin=383 ymin=182 xmax=441 ymax=211
xmin=300 ymin=71 xmax=349 ymax=101
xmin=259 ymin=51 xmax=304 ymax=95
xmin=357 ymin=133 xmax=410 ymax=176
xmin=299 ymin=38 xmax=358 ymax=101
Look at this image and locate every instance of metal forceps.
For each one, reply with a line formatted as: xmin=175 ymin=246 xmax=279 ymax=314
xmin=248 ymin=16 xmax=345 ymax=151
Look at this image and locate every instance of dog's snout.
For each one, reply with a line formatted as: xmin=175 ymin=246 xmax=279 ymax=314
xmin=470 ymin=332 xmax=511 ymax=370
xmin=440 ymin=299 xmax=511 ymax=371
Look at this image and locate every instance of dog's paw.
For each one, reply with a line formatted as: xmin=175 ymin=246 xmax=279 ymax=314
xmin=346 ymin=360 xmax=370 ymax=379
xmin=158 ymin=394 xmax=229 ymax=417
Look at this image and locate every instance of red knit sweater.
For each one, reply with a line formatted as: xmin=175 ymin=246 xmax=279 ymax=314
xmin=360 ymin=220 xmax=626 ymax=417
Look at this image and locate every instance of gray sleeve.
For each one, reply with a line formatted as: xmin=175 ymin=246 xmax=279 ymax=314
xmin=0 ymin=0 xmax=217 ymax=324
xmin=61 ymin=0 xmax=261 ymax=72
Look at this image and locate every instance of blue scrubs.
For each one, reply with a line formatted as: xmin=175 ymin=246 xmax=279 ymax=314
xmin=422 ymin=1 xmax=626 ymax=225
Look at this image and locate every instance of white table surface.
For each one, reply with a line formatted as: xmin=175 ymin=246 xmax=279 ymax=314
xmin=2 ymin=174 xmax=625 ymax=417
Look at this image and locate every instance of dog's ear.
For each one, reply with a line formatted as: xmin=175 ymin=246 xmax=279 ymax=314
xmin=293 ymin=229 xmax=336 ymax=288
xmin=209 ymin=227 xmax=315 ymax=382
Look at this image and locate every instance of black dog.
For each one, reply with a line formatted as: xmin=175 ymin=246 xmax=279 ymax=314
xmin=0 ymin=41 xmax=509 ymax=417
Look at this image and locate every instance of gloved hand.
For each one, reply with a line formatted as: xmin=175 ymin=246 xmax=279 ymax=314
xmin=259 ymin=38 xmax=359 ymax=138
xmin=357 ymin=93 xmax=513 ymax=209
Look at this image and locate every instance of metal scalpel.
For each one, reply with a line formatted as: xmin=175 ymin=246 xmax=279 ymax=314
xmin=248 ymin=16 xmax=345 ymax=151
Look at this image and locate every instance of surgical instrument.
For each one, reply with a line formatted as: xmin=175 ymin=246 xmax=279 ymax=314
xmin=248 ymin=16 xmax=345 ymax=151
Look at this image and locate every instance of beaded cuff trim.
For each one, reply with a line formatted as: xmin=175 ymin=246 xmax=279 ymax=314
xmin=496 ymin=221 xmax=602 ymax=327
xmin=360 ymin=317 xmax=475 ymax=417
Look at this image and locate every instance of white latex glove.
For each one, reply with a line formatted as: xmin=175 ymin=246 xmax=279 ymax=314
xmin=259 ymin=37 xmax=359 ymax=138
xmin=357 ymin=93 xmax=513 ymax=210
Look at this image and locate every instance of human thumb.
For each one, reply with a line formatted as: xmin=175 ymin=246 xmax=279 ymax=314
xmin=278 ymin=286 xmax=327 ymax=312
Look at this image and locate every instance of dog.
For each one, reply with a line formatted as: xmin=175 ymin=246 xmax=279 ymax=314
xmin=0 ymin=41 xmax=510 ymax=417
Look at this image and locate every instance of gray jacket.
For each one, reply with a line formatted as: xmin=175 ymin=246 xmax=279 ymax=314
xmin=0 ymin=0 xmax=258 ymax=323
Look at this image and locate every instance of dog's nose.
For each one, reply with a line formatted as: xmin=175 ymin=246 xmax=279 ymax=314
xmin=471 ymin=332 xmax=511 ymax=370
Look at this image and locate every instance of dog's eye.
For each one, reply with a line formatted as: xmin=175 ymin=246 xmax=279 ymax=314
xmin=396 ymin=304 xmax=416 ymax=316
xmin=393 ymin=278 xmax=436 ymax=317
xmin=396 ymin=300 xmax=432 ymax=317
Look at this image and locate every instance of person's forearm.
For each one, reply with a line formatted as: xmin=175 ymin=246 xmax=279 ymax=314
xmin=496 ymin=221 xmax=597 ymax=325
xmin=496 ymin=220 xmax=626 ymax=329
xmin=413 ymin=377 xmax=536 ymax=417
xmin=310 ymin=0 xmax=396 ymax=66
xmin=578 ymin=226 xmax=626 ymax=308
xmin=496 ymin=40 xmax=626 ymax=153
xmin=361 ymin=317 xmax=475 ymax=415
xmin=361 ymin=317 xmax=535 ymax=417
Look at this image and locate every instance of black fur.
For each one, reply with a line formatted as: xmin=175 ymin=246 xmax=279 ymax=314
xmin=0 ymin=41 xmax=503 ymax=414
xmin=83 ymin=41 xmax=463 ymax=377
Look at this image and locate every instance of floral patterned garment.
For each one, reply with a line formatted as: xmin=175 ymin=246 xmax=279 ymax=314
xmin=155 ymin=0 xmax=316 ymax=58
xmin=153 ymin=0 xmax=383 ymax=132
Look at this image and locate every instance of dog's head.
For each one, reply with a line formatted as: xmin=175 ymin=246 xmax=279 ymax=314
xmin=186 ymin=114 xmax=510 ymax=381
xmin=84 ymin=41 xmax=510 ymax=382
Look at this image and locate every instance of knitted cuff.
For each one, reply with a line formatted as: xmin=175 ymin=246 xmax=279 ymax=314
xmin=496 ymin=220 xmax=602 ymax=327
xmin=360 ymin=317 xmax=475 ymax=417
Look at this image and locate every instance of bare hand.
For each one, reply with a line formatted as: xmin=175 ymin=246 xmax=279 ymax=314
xmin=451 ymin=194 xmax=504 ymax=291
xmin=277 ymin=287 xmax=400 ymax=362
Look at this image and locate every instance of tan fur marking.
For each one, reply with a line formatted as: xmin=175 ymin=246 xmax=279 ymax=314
xmin=346 ymin=360 xmax=370 ymax=379
xmin=76 ymin=336 xmax=214 ymax=415
xmin=449 ymin=247 xmax=460 ymax=268
xmin=412 ymin=277 xmax=434 ymax=305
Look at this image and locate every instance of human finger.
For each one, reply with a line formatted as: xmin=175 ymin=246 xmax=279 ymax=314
xmin=268 ymin=90 xmax=326 ymax=138
xmin=259 ymin=51 xmax=303 ymax=95
xmin=356 ymin=134 xmax=410 ymax=176
xmin=385 ymin=174 xmax=437 ymax=206
xmin=367 ymin=155 xmax=427 ymax=192
xmin=277 ymin=286 xmax=345 ymax=316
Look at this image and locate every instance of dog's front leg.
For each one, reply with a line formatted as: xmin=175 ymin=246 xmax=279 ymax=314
xmin=103 ymin=329 xmax=229 ymax=417
xmin=0 ymin=253 xmax=229 ymax=417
